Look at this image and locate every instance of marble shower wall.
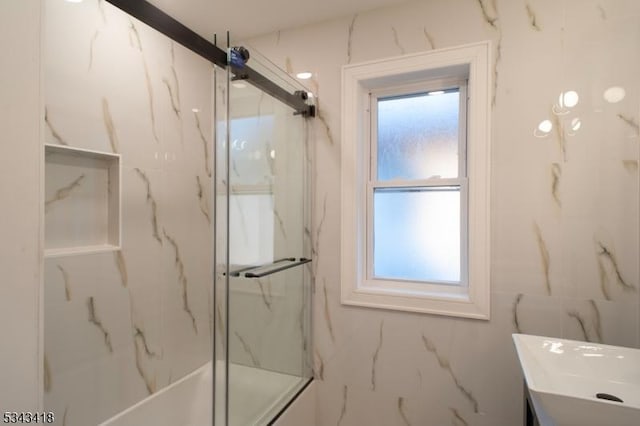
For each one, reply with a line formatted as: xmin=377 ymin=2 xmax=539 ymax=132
xmin=43 ymin=1 xmax=214 ymax=425
xmin=246 ymin=0 xmax=640 ymax=424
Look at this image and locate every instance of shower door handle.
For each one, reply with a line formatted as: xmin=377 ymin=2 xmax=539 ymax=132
xmin=229 ymin=257 xmax=296 ymax=277
xmin=243 ymin=257 xmax=312 ymax=278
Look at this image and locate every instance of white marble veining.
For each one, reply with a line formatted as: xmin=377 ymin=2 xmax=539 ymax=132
xmin=43 ymin=0 xmax=214 ymax=424
xmin=246 ymin=0 xmax=640 ymax=424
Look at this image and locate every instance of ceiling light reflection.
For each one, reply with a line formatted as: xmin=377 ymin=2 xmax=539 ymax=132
xmin=604 ymin=86 xmax=626 ymax=103
xmin=534 ymin=119 xmax=553 ymax=138
xmin=538 ymin=120 xmax=553 ymax=133
xmin=547 ymin=341 xmax=564 ymax=354
xmin=567 ymin=118 xmax=581 ymax=137
xmin=571 ymin=117 xmax=581 ymax=132
xmin=296 ymin=72 xmax=312 ymax=80
xmin=553 ymin=90 xmax=580 ymax=115
xmin=561 ymin=91 xmax=579 ymax=108
xmin=571 ymin=117 xmax=582 ymax=132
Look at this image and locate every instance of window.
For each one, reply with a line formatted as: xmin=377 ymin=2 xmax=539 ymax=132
xmin=341 ymin=42 xmax=491 ymax=319
xmin=371 ymin=83 xmax=466 ymax=285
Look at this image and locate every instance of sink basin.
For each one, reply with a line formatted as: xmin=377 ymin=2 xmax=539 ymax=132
xmin=512 ymin=334 xmax=640 ymax=426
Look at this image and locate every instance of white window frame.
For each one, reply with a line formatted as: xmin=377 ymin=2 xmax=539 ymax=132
xmin=341 ymin=42 xmax=491 ymax=319
xmin=366 ymin=80 xmax=468 ymax=289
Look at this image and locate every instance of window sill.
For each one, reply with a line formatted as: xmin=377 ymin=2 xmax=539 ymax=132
xmin=342 ymin=283 xmax=489 ymax=319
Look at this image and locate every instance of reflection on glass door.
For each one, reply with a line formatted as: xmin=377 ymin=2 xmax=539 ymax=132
xmin=223 ymin=54 xmax=313 ymax=426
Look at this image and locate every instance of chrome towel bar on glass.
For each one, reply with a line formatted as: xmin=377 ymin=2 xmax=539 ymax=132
xmin=229 ymin=258 xmax=311 ymax=278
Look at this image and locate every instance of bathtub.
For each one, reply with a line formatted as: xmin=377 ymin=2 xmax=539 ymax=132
xmin=100 ymin=361 xmax=307 ymax=426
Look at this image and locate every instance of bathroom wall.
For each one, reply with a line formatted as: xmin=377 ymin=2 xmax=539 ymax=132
xmin=0 ymin=0 xmax=42 ymax=413
xmin=247 ymin=0 xmax=640 ymax=424
xmin=43 ymin=1 xmax=213 ymax=425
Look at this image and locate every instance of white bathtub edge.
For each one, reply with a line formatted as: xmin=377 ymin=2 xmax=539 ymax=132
xmin=98 ymin=362 xmax=211 ymax=426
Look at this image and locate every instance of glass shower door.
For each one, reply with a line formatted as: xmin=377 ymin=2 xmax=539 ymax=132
xmin=219 ymin=51 xmax=313 ymax=426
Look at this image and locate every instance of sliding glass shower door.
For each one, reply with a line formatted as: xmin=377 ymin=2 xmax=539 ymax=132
xmin=43 ymin=1 xmax=309 ymax=424
xmin=214 ymin=49 xmax=313 ymax=426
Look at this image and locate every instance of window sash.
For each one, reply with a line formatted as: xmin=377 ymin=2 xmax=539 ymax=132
xmin=369 ymin=79 xmax=468 ymax=181
xmin=365 ymin=180 xmax=469 ymax=287
xmin=365 ymin=79 xmax=469 ymax=289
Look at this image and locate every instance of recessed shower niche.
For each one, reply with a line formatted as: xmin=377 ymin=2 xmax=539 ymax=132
xmin=44 ymin=144 xmax=121 ymax=257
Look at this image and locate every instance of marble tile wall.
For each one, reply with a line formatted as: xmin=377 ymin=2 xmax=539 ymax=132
xmin=0 ymin=0 xmax=42 ymax=413
xmin=43 ymin=1 xmax=214 ymax=424
xmin=246 ymin=0 xmax=640 ymax=424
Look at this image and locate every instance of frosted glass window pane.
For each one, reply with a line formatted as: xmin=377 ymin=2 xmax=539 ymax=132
xmin=377 ymin=91 xmax=459 ymax=180
xmin=373 ymin=187 xmax=460 ymax=282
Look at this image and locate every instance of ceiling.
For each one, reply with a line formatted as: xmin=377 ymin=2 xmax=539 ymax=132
xmin=146 ymin=0 xmax=409 ymax=41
